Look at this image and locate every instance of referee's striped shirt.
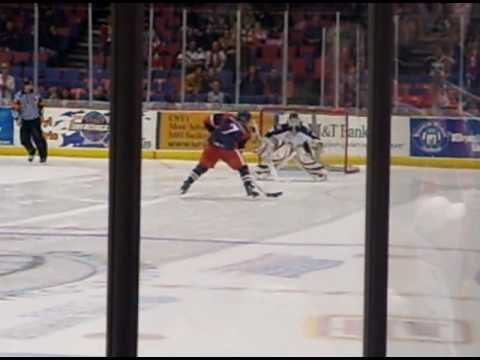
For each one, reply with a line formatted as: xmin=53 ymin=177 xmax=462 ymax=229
xmin=14 ymin=91 xmax=42 ymax=121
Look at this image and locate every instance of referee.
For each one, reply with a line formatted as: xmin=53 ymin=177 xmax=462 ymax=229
xmin=12 ymin=79 xmax=48 ymax=163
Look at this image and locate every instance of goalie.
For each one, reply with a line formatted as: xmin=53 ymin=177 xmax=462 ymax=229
xmin=254 ymin=113 xmax=327 ymax=181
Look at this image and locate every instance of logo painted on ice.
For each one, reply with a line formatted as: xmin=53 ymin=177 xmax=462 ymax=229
xmin=412 ymin=121 xmax=449 ymax=154
xmin=212 ymin=253 xmax=343 ymax=279
xmin=0 ymin=255 xmax=43 ymax=277
xmin=304 ymin=314 xmax=472 ymax=344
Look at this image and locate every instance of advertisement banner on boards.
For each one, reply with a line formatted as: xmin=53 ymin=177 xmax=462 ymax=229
xmin=274 ymin=114 xmax=410 ymax=157
xmin=319 ymin=115 xmax=410 ymax=157
xmin=158 ymin=111 xmax=272 ymax=152
xmin=22 ymin=108 xmax=158 ymax=150
xmin=410 ymin=117 xmax=480 ymax=158
xmin=0 ymin=107 xmax=14 ymax=145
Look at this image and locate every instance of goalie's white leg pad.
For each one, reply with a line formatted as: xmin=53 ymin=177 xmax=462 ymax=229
xmin=255 ymin=164 xmax=271 ymax=175
xmin=303 ymin=164 xmax=327 ymax=180
xmin=296 ymin=152 xmax=328 ymax=181
xmin=254 ymin=164 xmax=273 ymax=180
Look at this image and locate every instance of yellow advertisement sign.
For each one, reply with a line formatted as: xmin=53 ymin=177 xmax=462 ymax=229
xmin=159 ymin=111 xmax=273 ymax=152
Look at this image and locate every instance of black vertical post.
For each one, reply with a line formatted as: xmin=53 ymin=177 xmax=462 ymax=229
xmin=107 ymin=3 xmax=144 ymax=357
xmin=363 ymin=3 xmax=393 ymax=357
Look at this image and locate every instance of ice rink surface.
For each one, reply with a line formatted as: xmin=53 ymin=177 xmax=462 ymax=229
xmin=0 ymin=156 xmax=479 ymax=356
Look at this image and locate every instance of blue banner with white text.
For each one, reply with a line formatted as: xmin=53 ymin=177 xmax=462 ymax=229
xmin=410 ymin=117 xmax=480 ymax=158
xmin=0 ymin=107 xmax=14 ymax=145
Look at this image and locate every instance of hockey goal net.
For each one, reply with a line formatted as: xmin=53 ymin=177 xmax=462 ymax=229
xmin=258 ymin=107 xmax=360 ymax=174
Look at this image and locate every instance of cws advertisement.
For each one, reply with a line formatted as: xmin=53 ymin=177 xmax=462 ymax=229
xmin=37 ymin=108 xmax=157 ymax=150
xmin=0 ymin=107 xmax=14 ymax=145
xmin=411 ymin=117 xmax=480 ymax=158
xmin=159 ymin=111 xmax=273 ymax=152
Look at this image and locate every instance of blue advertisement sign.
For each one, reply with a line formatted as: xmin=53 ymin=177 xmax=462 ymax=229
xmin=411 ymin=117 xmax=480 ymax=158
xmin=0 ymin=107 xmax=14 ymax=145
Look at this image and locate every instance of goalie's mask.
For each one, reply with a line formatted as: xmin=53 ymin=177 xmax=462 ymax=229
xmin=288 ymin=112 xmax=301 ymax=128
xmin=237 ymin=111 xmax=252 ymax=124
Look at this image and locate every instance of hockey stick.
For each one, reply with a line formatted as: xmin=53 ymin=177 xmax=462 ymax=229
xmin=252 ymin=179 xmax=283 ymax=198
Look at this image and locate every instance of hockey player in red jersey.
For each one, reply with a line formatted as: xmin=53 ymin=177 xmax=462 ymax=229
xmin=180 ymin=111 xmax=260 ymax=197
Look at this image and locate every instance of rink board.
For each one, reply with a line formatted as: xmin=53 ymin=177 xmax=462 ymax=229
xmin=0 ymin=107 xmax=479 ymax=170
xmin=0 ymin=146 xmax=478 ymax=170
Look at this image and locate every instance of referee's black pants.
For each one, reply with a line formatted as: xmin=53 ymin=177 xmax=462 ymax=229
xmin=20 ymin=117 xmax=48 ymax=160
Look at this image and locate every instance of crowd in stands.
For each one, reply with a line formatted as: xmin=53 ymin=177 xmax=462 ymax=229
xmin=2 ymin=3 xmax=480 ymax=113
xmin=395 ymin=3 xmax=480 ymax=113
xmin=0 ymin=3 xmax=89 ymax=103
xmin=145 ymin=3 xmax=366 ymax=105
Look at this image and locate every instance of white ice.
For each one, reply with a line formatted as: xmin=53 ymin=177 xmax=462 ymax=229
xmin=0 ymin=156 xmax=479 ymax=357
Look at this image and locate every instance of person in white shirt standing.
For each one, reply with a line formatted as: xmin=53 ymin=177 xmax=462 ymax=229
xmin=12 ymin=79 xmax=48 ymax=163
xmin=0 ymin=63 xmax=15 ymax=104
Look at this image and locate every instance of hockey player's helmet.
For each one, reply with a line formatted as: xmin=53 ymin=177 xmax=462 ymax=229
xmin=237 ymin=111 xmax=252 ymax=123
